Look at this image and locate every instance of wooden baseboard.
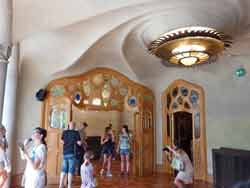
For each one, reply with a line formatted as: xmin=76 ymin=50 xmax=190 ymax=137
xmin=206 ymin=175 xmax=213 ymax=184
xmin=156 ymin=164 xmax=168 ymax=173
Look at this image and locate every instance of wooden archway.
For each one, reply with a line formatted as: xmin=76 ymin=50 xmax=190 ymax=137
xmin=162 ymin=79 xmax=207 ymax=181
xmin=41 ymin=68 xmax=155 ymax=183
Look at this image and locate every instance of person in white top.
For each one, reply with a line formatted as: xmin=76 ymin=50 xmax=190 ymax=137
xmin=0 ymin=125 xmax=10 ymax=188
xmin=19 ymin=137 xmax=33 ymax=187
xmin=164 ymin=143 xmax=194 ymax=188
xmin=22 ymin=127 xmax=47 ymax=188
xmin=80 ymin=151 xmax=96 ymax=188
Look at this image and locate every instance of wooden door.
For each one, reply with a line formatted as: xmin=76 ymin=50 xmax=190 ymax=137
xmin=45 ymin=97 xmax=71 ymax=183
xmin=133 ymin=112 xmax=141 ymax=176
xmin=141 ymin=111 xmax=154 ymax=176
xmin=134 ymin=111 xmax=154 ymax=176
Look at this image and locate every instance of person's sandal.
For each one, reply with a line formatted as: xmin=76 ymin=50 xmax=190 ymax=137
xmin=100 ymin=169 xmax=105 ymax=176
xmin=106 ymin=171 xmax=113 ymax=177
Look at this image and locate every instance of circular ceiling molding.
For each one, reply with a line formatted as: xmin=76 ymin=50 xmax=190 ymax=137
xmin=148 ymin=26 xmax=232 ymax=66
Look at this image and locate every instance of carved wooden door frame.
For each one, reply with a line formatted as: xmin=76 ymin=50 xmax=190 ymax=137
xmin=162 ymin=79 xmax=207 ymax=181
xmin=41 ymin=67 xmax=155 ymax=180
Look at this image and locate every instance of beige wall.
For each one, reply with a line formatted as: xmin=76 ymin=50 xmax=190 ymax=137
xmin=72 ymin=107 xmax=121 ymax=137
xmin=120 ymin=110 xmax=134 ymax=131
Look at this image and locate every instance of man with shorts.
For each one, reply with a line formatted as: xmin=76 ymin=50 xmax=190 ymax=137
xmin=59 ymin=121 xmax=81 ymax=188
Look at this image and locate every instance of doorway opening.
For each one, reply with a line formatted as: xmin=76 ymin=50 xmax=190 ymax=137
xmin=72 ymin=108 xmax=135 ymax=171
xmin=173 ymin=111 xmax=193 ymax=161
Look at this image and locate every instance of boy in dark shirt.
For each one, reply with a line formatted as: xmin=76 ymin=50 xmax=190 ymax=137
xmin=59 ymin=121 xmax=81 ymax=188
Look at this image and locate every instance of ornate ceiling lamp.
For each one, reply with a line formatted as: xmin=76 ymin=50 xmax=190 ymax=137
xmin=148 ymin=26 xmax=232 ymax=66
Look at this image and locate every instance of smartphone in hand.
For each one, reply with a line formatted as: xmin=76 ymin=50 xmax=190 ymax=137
xmin=18 ymin=142 xmax=24 ymax=151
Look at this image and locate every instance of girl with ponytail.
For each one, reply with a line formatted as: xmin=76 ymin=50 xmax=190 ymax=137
xmin=117 ymin=125 xmax=132 ymax=176
xmin=22 ymin=127 xmax=47 ymax=188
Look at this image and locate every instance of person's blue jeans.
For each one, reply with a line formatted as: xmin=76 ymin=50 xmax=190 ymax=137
xmin=61 ymin=154 xmax=76 ymax=174
xmin=120 ymin=148 xmax=130 ymax=157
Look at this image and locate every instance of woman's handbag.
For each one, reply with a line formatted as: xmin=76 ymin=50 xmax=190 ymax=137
xmin=171 ymin=157 xmax=185 ymax=171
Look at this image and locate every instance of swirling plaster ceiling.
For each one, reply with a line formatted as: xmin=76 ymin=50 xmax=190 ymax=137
xmin=15 ymin=0 xmax=250 ymax=81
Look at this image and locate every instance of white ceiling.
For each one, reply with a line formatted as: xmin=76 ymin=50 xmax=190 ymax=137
xmin=15 ymin=0 xmax=250 ymax=81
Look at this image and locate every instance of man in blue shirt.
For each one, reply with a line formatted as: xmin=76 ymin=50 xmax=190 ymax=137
xmin=59 ymin=121 xmax=81 ymax=188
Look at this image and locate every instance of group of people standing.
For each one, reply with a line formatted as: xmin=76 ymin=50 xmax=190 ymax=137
xmin=100 ymin=124 xmax=132 ymax=177
xmin=16 ymin=121 xmax=132 ymax=188
xmin=18 ymin=121 xmax=193 ymax=188
xmin=59 ymin=121 xmax=132 ymax=188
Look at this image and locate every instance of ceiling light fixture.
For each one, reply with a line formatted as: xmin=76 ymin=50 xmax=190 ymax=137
xmin=148 ymin=26 xmax=232 ymax=66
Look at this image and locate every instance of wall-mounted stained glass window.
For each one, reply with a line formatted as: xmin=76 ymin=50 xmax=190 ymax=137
xmin=49 ymin=106 xmax=67 ymax=129
xmin=194 ymin=112 xmax=200 ymax=139
xmin=172 ymin=87 xmax=178 ymax=97
xmin=51 ymin=85 xmax=65 ymax=97
xmin=172 ymin=102 xmax=178 ymax=109
xmin=102 ymin=83 xmax=111 ymax=99
xmin=180 ymin=86 xmax=189 ymax=96
xmin=190 ymin=90 xmax=199 ymax=106
xmin=92 ymin=98 xmax=102 ymax=106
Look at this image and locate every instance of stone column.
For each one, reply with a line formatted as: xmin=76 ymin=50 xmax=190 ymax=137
xmin=0 ymin=62 xmax=8 ymax=122
xmin=2 ymin=44 xmax=19 ymax=187
xmin=0 ymin=0 xmax=12 ymax=122
xmin=0 ymin=1 xmax=13 ymax=187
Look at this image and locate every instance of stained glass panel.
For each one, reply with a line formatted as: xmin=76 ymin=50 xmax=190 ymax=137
xmin=83 ymin=80 xmax=91 ymax=97
xmin=190 ymin=90 xmax=199 ymax=105
xmin=172 ymin=87 xmax=178 ymax=97
xmin=194 ymin=112 xmax=200 ymax=139
xmin=172 ymin=102 xmax=178 ymax=109
xmin=51 ymin=85 xmax=65 ymax=97
xmin=119 ymin=86 xmax=128 ymax=96
xmin=180 ymin=86 xmax=189 ymax=96
xmin=50 ymin=107 xmax=67 ymax=129
xmin=102 ymin=83 xmax=111 ymax=99
xmin=111 ymin=76 xmax=119 ymax=87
